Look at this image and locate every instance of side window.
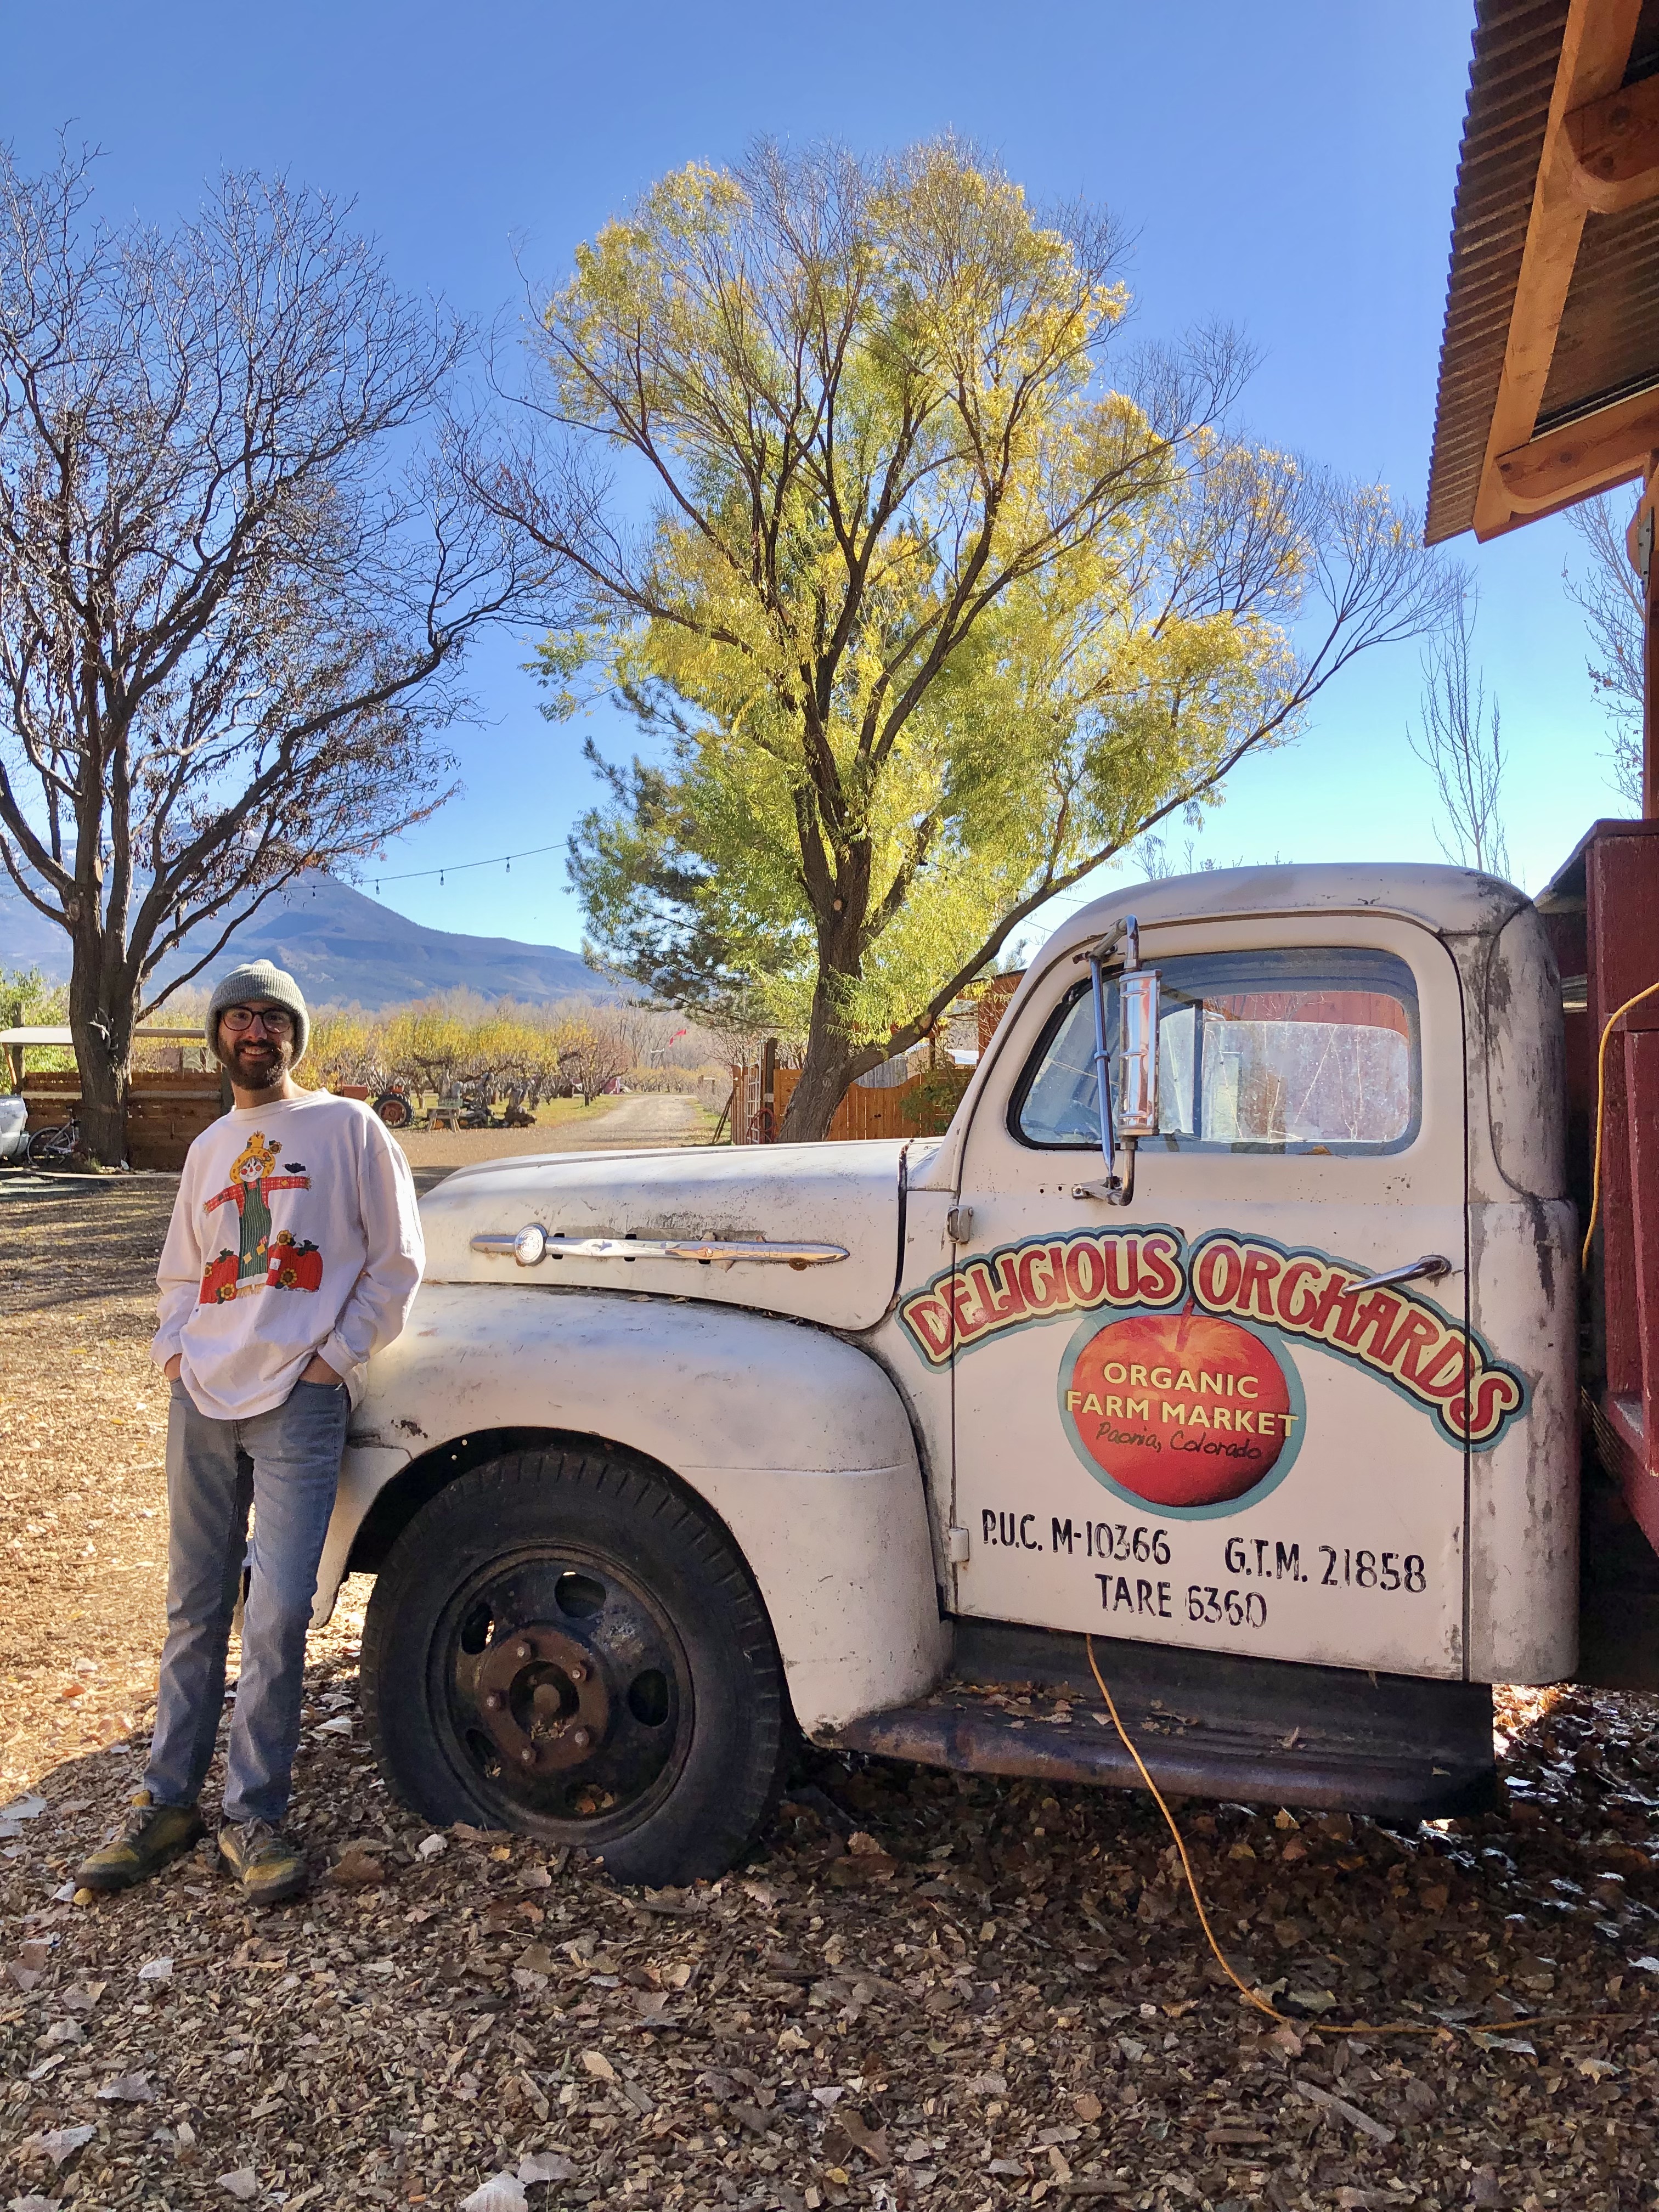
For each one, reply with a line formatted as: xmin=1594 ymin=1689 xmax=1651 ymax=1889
xmin=1013 ymin=947 xmax=1421 ymax=1155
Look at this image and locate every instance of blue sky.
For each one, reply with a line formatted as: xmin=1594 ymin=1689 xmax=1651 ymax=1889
xmin=2 ymin=1 xmax=1626 ymax=952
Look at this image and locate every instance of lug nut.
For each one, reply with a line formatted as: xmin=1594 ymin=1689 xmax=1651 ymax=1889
xmin=485 ymin=1692 xmax=504 ymax=1712
xmin=572 ymin=1727 xmax=591 ymax=1749
xmin=569 ymin=1663 xmax=586 ymax=1684
xmin=515 ymin=1641 xmax=533 ymax=1660
xmin=519 ymin=1746 xmax=537 ymax=1765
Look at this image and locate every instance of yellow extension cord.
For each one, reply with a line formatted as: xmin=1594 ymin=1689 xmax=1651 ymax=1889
xmin=1581 ymin=978 xmax=1659 ymax=1270
xmin=1084 ymin=1637 xmax=1644 ymax=2046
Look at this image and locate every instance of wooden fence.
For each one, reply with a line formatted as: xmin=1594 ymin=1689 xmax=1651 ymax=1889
xmin=729 ymin=1060 xmax=955 ymax=1143
xmin=777 ymin=1064 xmax=937 ymax=1141
xmin=21 ymin=1068 xmax=228 ymax=1171
xmin=727 ymin=981 xmax=1023 ymax=1146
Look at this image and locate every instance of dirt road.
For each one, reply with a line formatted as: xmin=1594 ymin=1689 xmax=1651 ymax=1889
xmin=395 ymin=1093 xmax=714 ymax=1185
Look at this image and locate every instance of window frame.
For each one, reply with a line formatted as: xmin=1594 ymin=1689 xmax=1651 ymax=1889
xmin=1007 ymin=946 xmax=1424 ymax=1159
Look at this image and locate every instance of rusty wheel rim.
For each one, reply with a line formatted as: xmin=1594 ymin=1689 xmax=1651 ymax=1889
xmin=431 ymin=1543 xmax=689 ymax=1833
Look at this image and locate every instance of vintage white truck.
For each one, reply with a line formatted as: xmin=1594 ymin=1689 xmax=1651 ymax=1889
xmin=311 ymin=851 xmax=1657 ymax=1886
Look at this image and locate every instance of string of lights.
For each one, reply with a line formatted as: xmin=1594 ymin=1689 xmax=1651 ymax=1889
xmin=372 ymin=842 xmax=563 ymax=895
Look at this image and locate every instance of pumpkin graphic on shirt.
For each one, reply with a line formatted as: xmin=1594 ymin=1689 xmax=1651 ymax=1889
xmin=199 ymin=1249 xmax=240 ymax=1305
xmin=266 ymin=1230 xmax=324 ymax=1292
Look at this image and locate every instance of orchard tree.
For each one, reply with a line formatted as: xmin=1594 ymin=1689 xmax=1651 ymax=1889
xmin=1408 ymin=590 xmax=1509 ymax=878
xmin=0 ymin=146 xmax=549 ymax=1161
xmin=481 ymin=140 xmax=1454 ymax=1138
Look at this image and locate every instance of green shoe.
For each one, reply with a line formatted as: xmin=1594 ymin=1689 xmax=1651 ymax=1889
xmin=218 ymin=1818 xmax=308 ymax=1905
xmin=76 ymin=1791 xmax=205 ymax=1892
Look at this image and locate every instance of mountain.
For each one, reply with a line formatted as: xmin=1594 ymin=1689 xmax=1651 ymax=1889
xmin=0 ymin=872 xmax=610 ymax=1008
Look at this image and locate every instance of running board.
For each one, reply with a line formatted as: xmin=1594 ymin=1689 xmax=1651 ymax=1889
xmin=827 ymin=1622 xmax=1496 ymax=1822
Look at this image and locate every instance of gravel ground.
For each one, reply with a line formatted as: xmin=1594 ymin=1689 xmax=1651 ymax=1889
xmin=3 ymin=1173 xmax=1658 ymax=2211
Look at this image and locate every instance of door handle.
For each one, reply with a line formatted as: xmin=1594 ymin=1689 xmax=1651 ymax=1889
xmin=1348 ymin=1253 xmax=1453 ymax=1295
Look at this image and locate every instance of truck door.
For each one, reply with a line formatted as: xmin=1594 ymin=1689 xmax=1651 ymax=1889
xmin=924 ymin=913 xmax=1525 ymax=1678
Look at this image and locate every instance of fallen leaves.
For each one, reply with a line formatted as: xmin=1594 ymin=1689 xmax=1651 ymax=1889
xmin=826 ymin=2109 xmax=889 ymax=2166
xmin=95 ymin=2069 xmax=156 ymax=2101
xmin=8 ymin=1935 xmax=50 ymax=1989
xmin=18 ymin=2125 xmax=94 ymax=2169
xmin=460 ymin=2177 xmax=527 ymax=2212
xmin=326 ymin=1841 xmax=385 ymax=1887
xmin=516 ymin=2151 xmax=577 ymax=2183
xmin=1294 ymin=2075 xmax=1397 ymax=2144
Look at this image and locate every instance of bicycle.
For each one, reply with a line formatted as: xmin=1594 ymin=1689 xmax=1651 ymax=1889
xmin=27 ymin=1114 xmax=81 ymax=1166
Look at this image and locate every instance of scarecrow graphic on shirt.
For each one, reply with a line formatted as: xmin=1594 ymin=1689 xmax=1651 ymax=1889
xmin=198 ymin=1132 xmax=319 ymax=1304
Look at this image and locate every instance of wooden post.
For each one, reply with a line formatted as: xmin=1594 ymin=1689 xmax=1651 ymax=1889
xmin=1625 ymin=1016 xmax=1659 ymax=1514
xmin=760 ymin=1037 xmax=776 ymax=1141
xmin=1585 ymin=825 xmax=1659 ymax=1400
xmin=1643 ymin=455 xmax=1657 ymax=819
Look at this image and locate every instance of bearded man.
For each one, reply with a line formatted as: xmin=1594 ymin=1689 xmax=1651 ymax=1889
xmin=78 ymin=962 xmax=424 ymax=1904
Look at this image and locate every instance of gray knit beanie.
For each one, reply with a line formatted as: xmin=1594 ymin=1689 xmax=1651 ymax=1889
xmin=206 ymin=961 xmax=310 ymax=1069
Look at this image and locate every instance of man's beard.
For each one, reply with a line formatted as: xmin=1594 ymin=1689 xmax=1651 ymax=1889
xmin=225 ymin=1040 xmax=292 ymax=1092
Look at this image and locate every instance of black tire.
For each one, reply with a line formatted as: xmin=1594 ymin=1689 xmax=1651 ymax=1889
xmin=361 ymin=1446 xmax=788 ymax=1885
xmin=27 ymin=1124 xmax=72 ymax=1165
xmin=374 ymin=1092 xmax=413 ymax=1130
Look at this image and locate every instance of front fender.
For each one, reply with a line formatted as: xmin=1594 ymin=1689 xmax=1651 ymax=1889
xmin=326 ymin=1283 xmax=950 ymax=1733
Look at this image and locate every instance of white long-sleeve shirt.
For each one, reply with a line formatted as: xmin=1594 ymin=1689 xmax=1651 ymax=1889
xmin=152 ymin=1091 xmax=424 ymax=1420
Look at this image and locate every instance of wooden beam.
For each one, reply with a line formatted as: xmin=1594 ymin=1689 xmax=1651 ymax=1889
xmin=1567 ymin=68 xmax=1659 ymax=212
xmin=1495 ymin=385 xmax=1659 ymax=510
xmin=1471 ymin=0 xmax=1645 ymax=540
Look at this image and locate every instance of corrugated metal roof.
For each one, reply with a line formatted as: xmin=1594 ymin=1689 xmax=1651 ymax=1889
xmin=1425 ymin=0 xmax=1571 ymax=544
xmin=1427 ymin=0 xmax=1659 ymax=541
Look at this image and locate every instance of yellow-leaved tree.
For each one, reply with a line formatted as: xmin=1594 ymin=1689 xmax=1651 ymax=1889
xmin=477 ymin=140 xmax=1455 ymax=1137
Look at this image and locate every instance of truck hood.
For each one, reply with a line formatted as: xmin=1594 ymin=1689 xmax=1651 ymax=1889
xmin=419 ymin=1138 xmax=936 ymax=1333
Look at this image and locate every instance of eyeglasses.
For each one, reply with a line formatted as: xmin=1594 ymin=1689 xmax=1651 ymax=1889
xmin=221 ymin=1006 xmax=294 ymax=1036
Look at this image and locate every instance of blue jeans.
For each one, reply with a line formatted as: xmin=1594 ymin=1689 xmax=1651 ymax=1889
xmin=145 ymin=1378 xmax=349 ymax=1825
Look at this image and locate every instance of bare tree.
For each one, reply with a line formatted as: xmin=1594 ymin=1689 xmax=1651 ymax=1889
xmin=1408 ymin=589 xmax=1509 ymax=878
xmin=0 ymin=144 xmax=550 ymax=1160
xmin=1564 ymin=492 xmax=1645 ymax=808
xmin=561 ymin=1011 xmax=633 ymax=1105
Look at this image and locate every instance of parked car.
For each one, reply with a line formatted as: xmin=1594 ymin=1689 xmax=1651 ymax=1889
xmin=0 ymin=1096 xmax=29 ymax=1163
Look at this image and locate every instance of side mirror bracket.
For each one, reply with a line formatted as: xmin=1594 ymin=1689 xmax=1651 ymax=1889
xmin=1071 ymin=914 xmax=1159 ymax=1207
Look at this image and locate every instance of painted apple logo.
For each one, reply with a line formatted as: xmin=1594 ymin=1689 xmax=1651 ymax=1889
xmin=1061 ymin=1308 xmax=1299 ymax=1512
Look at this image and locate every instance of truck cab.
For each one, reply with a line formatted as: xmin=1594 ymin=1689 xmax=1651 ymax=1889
xmin=325 ymin=861 xmax=1582 ymax=1884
